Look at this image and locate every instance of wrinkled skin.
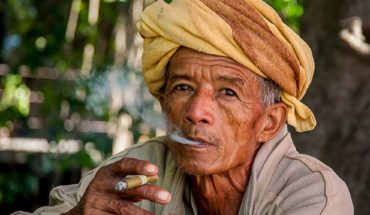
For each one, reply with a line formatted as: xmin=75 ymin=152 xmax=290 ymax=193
xmin=64 ymin=158 xmax=171 ymax=215
xmin=65 ymin=47 xmax=286 ymax=215
xmin=162 ymin=48 xmax=266 ymax=176
xmin=160 ymin=48 xmax=287 ymax=215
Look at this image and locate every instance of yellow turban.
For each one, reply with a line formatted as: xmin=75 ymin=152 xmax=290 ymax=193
xmin=137 ymin=0 xmax=316 ymax=132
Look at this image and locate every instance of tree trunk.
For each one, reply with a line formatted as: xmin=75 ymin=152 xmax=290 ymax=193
xmin=0 ymin=5 xmax=5 ymax=63
xmin=294 ymin=0 xmax=370 ymax=214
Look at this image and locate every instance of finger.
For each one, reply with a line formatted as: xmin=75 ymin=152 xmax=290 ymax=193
xmin=105 ymin=199 xmax=154 ymax=215
xmin=71 ymin=194 xmax=115 ymax=215
xmin=109 ymin=158 xmax=158 ymax=177
xmin=124 ymin=184 xmax=172 ymax=205
xmin=84 ymin=208 xmax=115 ymax=215
xmin=86 ymin=193 xmax=154 ymax=215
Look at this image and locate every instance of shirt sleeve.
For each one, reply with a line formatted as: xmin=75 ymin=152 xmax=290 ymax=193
xmin=32 ymin=170 xmax=96 ymax=215
xmin=275 ymin=159 xmax=354 ymax=215
xmin=11 ymin=141 xmax=161 ymax=214
xmin=10 ymin=159 xmax=105 ymax=214
xmin=319 ymin=169 xmax=354 ymax=215
xmin=9 ymin=183 xmax=84 ymax=215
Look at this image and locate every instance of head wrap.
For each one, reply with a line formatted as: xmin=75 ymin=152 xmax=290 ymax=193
xmin=137 ymin=0 xmax=316 ymax=132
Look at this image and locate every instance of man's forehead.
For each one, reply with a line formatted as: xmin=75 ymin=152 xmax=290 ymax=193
xmin=171 ymin=47 xmax=235 ymax=64
xmin=168 ymin=47 xmax=258 ymax=80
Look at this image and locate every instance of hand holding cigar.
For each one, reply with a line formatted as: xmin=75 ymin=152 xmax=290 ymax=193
xmin=114 ymin=175 xmax=159 ymax=192
xmin=66 ymin=158 xmax=170 ymax=214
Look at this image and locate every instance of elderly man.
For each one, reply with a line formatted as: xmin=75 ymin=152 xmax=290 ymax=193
xmin=18 ymin=0 xmax=353 ymax=214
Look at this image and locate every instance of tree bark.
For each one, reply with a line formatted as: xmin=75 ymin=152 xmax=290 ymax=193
xmin=295 ymin=0 xmax=370 ymax=213
xmin=0 ymin=4 xmax=5 ymax=63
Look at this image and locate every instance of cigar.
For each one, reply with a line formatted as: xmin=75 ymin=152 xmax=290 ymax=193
xmin=115 ymin=175 xmax=158 ymax=192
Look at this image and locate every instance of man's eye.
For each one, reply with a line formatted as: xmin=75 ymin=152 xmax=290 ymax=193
xmin=220 ymin=88 xmax=237 ymax=97
xmin=175 ymin=84 xmax=192 ymax=92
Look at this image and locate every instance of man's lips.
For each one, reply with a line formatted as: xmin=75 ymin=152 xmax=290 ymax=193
xmin=184 ymin=136 xmax=212 ymax=148
xmin=186 ymin=136 xmax=207 ymax=143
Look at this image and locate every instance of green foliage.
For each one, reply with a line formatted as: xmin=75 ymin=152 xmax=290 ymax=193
xmin=0 ymin=74 xmax=30 ymax=115
xmin=0 ymin=170 xmax=38 ymax=204
xmin=265 ymin=0 xmax=304 ymax=32
xmin=0 ymin=0 xmax=134 ymax=208
xmin=0 ymin=0 xmax=305 ymax=210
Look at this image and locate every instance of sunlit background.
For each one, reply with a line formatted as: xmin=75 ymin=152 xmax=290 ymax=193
xmin=1 ymin=0 xmax=370 ymax=214
xmin=0 ymin=0 xmax=165 ymax=212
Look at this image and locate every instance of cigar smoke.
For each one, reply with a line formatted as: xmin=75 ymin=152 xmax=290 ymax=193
xmin=166 ymin=120 xmax=202 ymax=145
xmin=169 ymin=131 xmax=202 ymax=145
xmin=85 ymin=66 xmax=202 ymax=147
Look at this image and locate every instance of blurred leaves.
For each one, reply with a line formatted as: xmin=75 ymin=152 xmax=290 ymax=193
xmin=0 ymin=0 xmax=133 ymax=208
xmin=0 ymin=0 xmax=306 ymax=210
xmin=0 ymin=74 xmax=30 ymax=116
xmin=265 ymin=0 xmax=304 ymax=32
xmin=0 ymin=171 xmax=38 ymax=204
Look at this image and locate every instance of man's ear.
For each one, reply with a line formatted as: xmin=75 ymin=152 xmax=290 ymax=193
xmin=257 ymin=103 xmax=287 ymax=143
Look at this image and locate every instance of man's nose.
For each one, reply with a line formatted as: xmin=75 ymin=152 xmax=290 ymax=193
xmin=184 ymin=90 xmax=215 ymax=125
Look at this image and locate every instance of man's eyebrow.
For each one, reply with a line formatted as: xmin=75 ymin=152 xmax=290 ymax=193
xmin=217 ymin=76 xmax=246 ymax=86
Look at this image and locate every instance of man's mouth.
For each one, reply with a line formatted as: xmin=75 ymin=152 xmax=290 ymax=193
xmin=169 ymin=132 xmax=212 ymax=148
xmin=182 ymin=136 xmax=213 ymax=148
xmin=170 ymin=133 xmax=202 ymax=145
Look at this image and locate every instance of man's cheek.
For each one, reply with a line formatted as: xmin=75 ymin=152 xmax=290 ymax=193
xmin=165 ymin=100 xmax=183 ymax=121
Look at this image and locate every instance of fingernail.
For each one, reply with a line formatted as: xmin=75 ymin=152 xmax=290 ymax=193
xmin=145 ymin=164 xmax=156 ymax=173
xmin=157 ymin=191 xmax=169 ymax=201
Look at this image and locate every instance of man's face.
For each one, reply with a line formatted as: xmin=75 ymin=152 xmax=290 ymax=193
xmin=161 ymin=48 xmax=267 ymax=175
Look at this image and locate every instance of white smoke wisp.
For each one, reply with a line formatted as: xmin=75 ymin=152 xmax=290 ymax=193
xmin=169 ymin=131 xmax=202 ymax=145
xmin=86 ymin=65 xmax=202 ymax=146
xmin=165 ymin=119 xmax=202 ymax=145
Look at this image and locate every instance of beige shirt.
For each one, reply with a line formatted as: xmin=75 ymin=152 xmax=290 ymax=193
xmin=14 ymin=126 xmax=353 ymax=214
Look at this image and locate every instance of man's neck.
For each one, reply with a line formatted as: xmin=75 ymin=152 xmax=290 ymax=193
xmin=190 ymin=162 xmax=252 ymax=215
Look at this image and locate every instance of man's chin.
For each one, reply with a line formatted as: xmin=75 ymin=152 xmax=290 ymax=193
xmin=178 ymin=165 xmax=210 ymax=176
xmin=167 ymin=140 xmax=223 ymax=175
xmin=174 ymin=159 xmax=217 ymax=175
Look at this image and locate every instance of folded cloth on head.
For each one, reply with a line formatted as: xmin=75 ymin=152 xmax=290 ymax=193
xmin=137 ymin=0 xmax=316 ymax=132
